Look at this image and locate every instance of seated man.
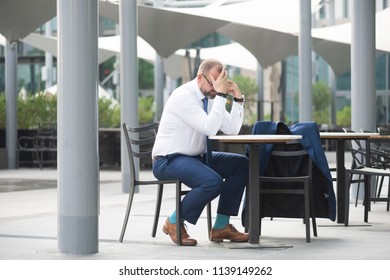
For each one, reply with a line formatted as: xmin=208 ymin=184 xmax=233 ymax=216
xmin=152 ymin=58 xmax=249 ymax=246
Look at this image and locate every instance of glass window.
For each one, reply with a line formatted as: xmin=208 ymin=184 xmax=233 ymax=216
xmin=343 ymin=0 xmax=349 ymax=18
xmin=377 ymin=95 xmax=388 ymax=126
xmin=319 ymin=6 xmax=325 ymax=19
xmin=376 ymin=53 xmax=386 ymax=90
xmin=388 ymin=53 xmax=390 ymax=90
xmin=336 ymin=71 xmax=351 ymax=90
xmin=336 ymin=95 xmax=351 ymax=111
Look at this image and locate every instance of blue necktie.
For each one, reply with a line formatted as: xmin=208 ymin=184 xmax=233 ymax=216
xmin=202 ymin=97 xmax=212 ymax=164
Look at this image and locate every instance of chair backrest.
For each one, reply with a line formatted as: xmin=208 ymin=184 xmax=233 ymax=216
xmin=122 ymin=122 xmax=158 ymax=182
xmin=265 ymin=142 xmax=312 ymax=178
xmin=261 ymin=142 xmax=313 ymax=219
xmin=378 ymin=127 xmax=390 ymax=135
xmin=342 ymin=128 xmax=366 ymax=168
xmin=377 ymin=127 xmax=390 ymax=149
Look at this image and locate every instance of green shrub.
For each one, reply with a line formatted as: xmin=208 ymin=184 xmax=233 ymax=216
xmin=0 ymin=91 xmax=154 ymax=129
xmin=336 ymin=106 xmax=351 ymax=127
xmin=231 ymin=74 xmax=259 ymax=125
xmin=18 ymin=92 xmax=57 ymax=129
xmin=99 ymin=98 xmax=120 ymax=128
xmin=312 ymin=81 xmax=332 ymax=125
xmin=139 ymin=96 xmax=154 ymax=124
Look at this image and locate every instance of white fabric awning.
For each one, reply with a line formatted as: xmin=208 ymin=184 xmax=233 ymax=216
xmin=2 ymin=0 xmax=389 ymax=77
xmin=0 ymin=0 xmax=56 ymax=42
xmin=19 ymin=32 xmax=258 ymax=79
xmin=21 ymin=33 xmax=116 ymax=65
xmin=311 ymin=7 xmax=390 ymax=75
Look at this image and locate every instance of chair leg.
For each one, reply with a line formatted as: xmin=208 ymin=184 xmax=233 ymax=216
xmin=309 ymin=183 xmax=317 ymax=237
xmin=119 ymin=184 xmax=137 ymax=242
xmin=355 ymin=174 xmax=361 ymax=207
xmin=258 ymin=189 xmax=262 ymax=237
xmin=176 ymin=181 xmax=182 ymax=246
xmin=363 ymin=175 xmax=370 ymax=223
xmin=152 ymin=184 xmax=164 ymax=237
xmin=371 ymin=175 xmax=383 ymax=205
xmin=244 ymin=191 xmax=249 ymax=233
xmin=387 ymin=183 xmax=390 ymax=211
xmin=35 ymin=150 xmax=43 ymax=169
xmin=345 ymin=171 xmax=351 ymax=226
xmin=304 ymin=182 xmax=310 ymax=243
xmin=207 ymin=202 xmax=212 ymax=239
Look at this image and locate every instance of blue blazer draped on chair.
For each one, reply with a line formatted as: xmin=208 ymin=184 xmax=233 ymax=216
xmin=244 ymin=121 xmax=336 ymax=222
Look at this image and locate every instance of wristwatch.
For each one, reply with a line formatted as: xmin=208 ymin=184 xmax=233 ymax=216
xmin=234 ymin=95 xmax=245 ymax=102
xmin=216 ymin=92 xmax=227 ymax=98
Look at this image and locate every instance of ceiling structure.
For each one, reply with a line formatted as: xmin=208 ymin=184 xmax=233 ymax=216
xmin=0 ymin=0 xmax=389 ymax=77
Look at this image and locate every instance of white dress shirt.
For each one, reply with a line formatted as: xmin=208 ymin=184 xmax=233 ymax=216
xmin=152 ymin=78 xmax=244 ymax=158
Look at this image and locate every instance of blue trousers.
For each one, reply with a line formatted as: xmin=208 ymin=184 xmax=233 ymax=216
xmin=152 ymin=152 xmax=248 ymax=225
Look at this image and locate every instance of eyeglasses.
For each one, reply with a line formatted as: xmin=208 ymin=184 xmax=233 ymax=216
xmin=202 ymin=74 xmax=213 ymax=87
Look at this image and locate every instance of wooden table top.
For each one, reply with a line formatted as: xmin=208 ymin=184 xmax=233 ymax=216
xmin=209 ymin=134 xmax=302 ymax=143
xmin=320 ymin=132 xmax=379 ymax=139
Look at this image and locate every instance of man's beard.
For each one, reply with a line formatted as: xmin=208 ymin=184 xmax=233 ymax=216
xmin=205 ymin=90 xmax=216 ymax=99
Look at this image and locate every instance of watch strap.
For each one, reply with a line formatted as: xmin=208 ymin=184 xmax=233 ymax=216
xmin=234 ymin=96 xmax=245 ymax=102
xmin=216 ymin=92 xmax=227 ymax=98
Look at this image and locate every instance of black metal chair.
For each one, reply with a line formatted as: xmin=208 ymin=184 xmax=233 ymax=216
xmin=345 ymin=166 xmax=390 ymax=225
xmin=344 ymin=129 xmax=390 ymax=210
xmin=343 ymin=129 xmax=367 ymax=207
xmin=373 ymin=127 xmax=390 ymax=210
xmin=120 ymin=122 xmax=212 ymax=245
xmin=343 ymin=129 xmax=390 ymax=225
xmin=258 ymin=142 xmax=317 ymax=243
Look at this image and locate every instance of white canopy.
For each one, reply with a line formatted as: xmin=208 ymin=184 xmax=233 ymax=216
xmin=45 ymin=84 xmax=112 ymax=99
xmin=0 ymin=0 xmax=55 ymax=42
xmin=18 ymin=32 xmax=257 ymax=79
xmin=1 ymin=0 xmax=389 ymax=77
xmin=311 ymin=7 xmax=390 ymax=75
xmin=99 ymin=1 xmax=228 ymax=60
xmin=20 ymin=33 xmax=116 ymax=65
xmin=124 ymin=0 xmax=389 ymax=75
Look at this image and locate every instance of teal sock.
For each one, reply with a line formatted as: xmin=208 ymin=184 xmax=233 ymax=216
xmin=168 ymin=211 xmax=177 ymax=224
xmin=213 ymin=214 xmax=230 ymax=229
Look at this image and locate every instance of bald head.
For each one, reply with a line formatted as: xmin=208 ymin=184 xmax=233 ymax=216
xmin=197 ymin=58 xmax=224 ymax=76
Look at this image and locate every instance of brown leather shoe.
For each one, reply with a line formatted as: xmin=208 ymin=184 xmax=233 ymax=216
xmin=210 ymin=224 xmax=249 ymax=242
xmin=162 ymin=218 xmax=197 ymax=246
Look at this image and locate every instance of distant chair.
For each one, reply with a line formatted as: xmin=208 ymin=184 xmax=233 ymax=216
xmin=343 ymin=128 xmax=366 ymax=207
xmin=345 ymin=165 xmax=390 ymax=225
xmin=344 ymin=129 xmax=390 ymax=225
xmin=375 ymin=127 xmax=390 ymax=210
xmin=17 ymin=123 xmax=57 ymax=169
xmin=120 ymin=122 xmax=212 ymax=245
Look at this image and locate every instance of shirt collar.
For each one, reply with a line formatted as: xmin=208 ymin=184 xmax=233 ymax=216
xmin=191 ymin=78 xmax=207 ymax=101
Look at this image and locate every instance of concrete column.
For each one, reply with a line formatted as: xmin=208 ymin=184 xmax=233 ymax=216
xmin=351 ymin=0 xmax=376 ymax=132
xmin=154 ymin=0 xmax=164 ymax=122
xmin=57 ymin=0 xmax=99 ymax=254
xmin=154 ymin=55 xmax=164 ymax=122
xmin=327 ymin=0 xmax=336 ymax=127
xmin=256 ymin=63 xmax=264 ymax=121
xmin=5 ymin=40 xmax=17 ymax=169
xmin=120 ymin=0 xmax=138 ymax=193
xmin=45 ymin=20 xmax=54 ymax=88
xmin=299 ymin=0 xmax=312 ymax=122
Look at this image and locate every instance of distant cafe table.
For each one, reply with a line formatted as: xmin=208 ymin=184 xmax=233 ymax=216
xmin=209 ymin=134 xmax=302 ymax=244
xmin=319 ymin=132 xmax=378 ymax=224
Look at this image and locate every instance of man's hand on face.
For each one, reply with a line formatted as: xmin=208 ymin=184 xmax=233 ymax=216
xmin=209 ymin=68 xmax=228 ymax=94
xmin=227 ymin=79 xmax=242 ymax=98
